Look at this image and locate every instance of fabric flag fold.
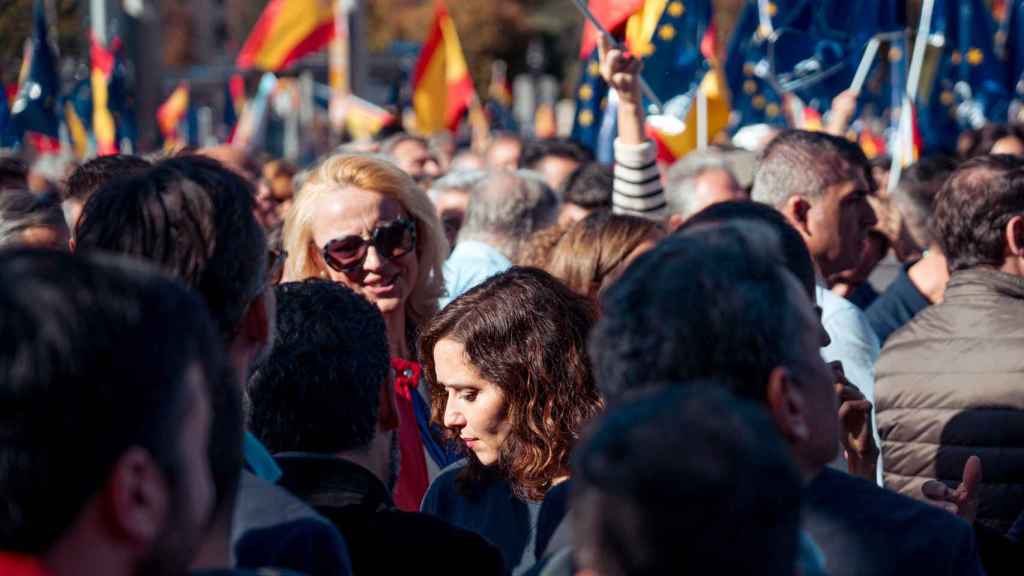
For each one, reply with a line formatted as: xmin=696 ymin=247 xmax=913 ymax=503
xmin=237 ymin=0 xmax=335 ymax=71
xmin=91 ymin=35 xmax=119 ymax=155
xmin=157 ymin=83 xmax=190 ymax=148
xmin=9 ymin=0 xmax=61 ymax=153
xmin=411 ymin=1 xmax=475 ymax=134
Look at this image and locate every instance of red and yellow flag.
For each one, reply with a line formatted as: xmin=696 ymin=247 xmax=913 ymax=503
xmin=237 ymin=0 xmax=335 ymax=71
xmin=157 ymin=83 xmax=189 ymax=147
xmin=90 ymin=35 xmax=118 ymax=156
xmin=411 ymin=1 xmax=475 ymax=134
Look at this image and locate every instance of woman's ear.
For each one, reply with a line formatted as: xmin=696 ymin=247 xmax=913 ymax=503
xmin=765 ymin=366 xmax=809 ymax=447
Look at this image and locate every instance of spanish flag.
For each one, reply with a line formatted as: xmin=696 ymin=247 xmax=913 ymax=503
xmin=91 ymin=35 xmax=118 ymax=155
xmin=237 ymin=0 xmax=335 ymax=71
xmin=411 ymin=1 xmax=475 ymax=134
xmin=157 ymin=83 xmax=189 ymax=147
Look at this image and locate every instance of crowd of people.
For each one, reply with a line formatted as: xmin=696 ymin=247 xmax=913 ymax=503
xmin=2 ymin=39 xmax=1024 ymax=576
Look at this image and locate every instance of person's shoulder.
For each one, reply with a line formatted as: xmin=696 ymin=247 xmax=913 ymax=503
xmin=807 ymin=468 xmax=972 ymax=538
xmin=373 ymin=509 xmax=506 ymax=573
xmin=421 ymin=458 xmax=468 ymax=512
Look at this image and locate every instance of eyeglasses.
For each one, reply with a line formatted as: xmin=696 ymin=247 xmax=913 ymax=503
xmin=321 ymin=218 xmax=417 ymax=272
xmin=268 ymin=248 xmax=287 ymax=286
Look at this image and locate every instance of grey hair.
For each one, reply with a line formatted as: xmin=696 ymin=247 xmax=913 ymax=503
xmin=751 ymin=129 xmax=872 ymax=208
xmin=0 ymin=189 xmax=67 ymax=247
xmin=457 ymin=169 xmax=560 ymax=260
xmin=428 ymin=170 xmax=488 ymax=203
xmin=664 ymin=152 xmax=738 ymax=218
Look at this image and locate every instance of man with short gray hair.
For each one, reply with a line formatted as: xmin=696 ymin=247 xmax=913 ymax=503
xmin=664 ymin=152 xmax=746 ymax=230
xmin=428 ymin=170 xmax=488 ymax=250
xmin=439 ymin=170 xmax=559 ymax=307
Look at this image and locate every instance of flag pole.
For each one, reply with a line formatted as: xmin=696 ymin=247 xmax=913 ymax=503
xmin=569 ymin=0 xmax=664 ymax=113
xmin=696 ymin=85 xmax=708 ymax=149
xmin=888 ymin=0 xmax=935 ymax=194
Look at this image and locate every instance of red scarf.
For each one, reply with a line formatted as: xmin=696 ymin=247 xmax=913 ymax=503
xmin=391 ymin=357 xmax=430 ymax=511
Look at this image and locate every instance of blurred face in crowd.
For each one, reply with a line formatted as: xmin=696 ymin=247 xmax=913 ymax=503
xmin=309 ymin=187 xmax=419 ymax=319
xmin=433 ymin=189 xmax=470 ymax=250
xmin=141 ymin=363 xmax=214 ymax=575
xmin=691 ymin=169 xmax=746 ymax=216
xmin=800 ymin=170 xmax=876 ymax=277
xmin=535 ymin=156 xmax=581 ymax=192
xmin=392 ymin=139 xmax=442 ymax=185
xmin=485 ymin=137 xmax=522 ymax=171
xmin=435 ymin=338 xmax=512 ymax=466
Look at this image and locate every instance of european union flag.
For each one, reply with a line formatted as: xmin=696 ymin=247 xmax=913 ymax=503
xmin=917 ymin=0 xmax=1011 ymax=153
xmin=1007 ymin=0 xmax=1024 ymax=102
xmin=631 ymin=0 xmax=713 ymax=106
xmin=725 ymin=0 xmax=905 ymax=130
xmin=570 ymin=50 xmax=611 ymax=156
xmin=9 ymin=0 xmax=61 ymax=149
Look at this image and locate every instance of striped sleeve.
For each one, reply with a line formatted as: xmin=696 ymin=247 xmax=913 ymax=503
xmin=612 ymin=138 xmax=667 ymax=220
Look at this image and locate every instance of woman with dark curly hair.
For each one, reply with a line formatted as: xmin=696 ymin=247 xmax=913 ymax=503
xmin=419 ymin=267 xmax=603 ymax=575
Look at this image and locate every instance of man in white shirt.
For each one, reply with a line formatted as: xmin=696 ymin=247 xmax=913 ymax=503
xmin=750 ymin=129 xmax=881 ymax=405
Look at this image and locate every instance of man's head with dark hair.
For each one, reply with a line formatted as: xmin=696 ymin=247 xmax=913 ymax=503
xmin=63 ymin=155 xmax=152 ymax=230
xmin=590 ymin=223 xmax=838 ymax=478
xmin=751 ymin=129 xmax=877 ymax=276
xmin=572 ymin=385 xmax=802 ymax=576
xmin=0 ymin=248 xmax=223 ymax=576
xmin=559 ymin=162 xmax=613 ymax=224
xmin=892 ymin=156 xmax=958 ymax=251
xmin=934 ymin=154 xmax=1024 ymax=274
xmin=518 ymin=138 xmax=593 ymax=191
xmin=75 ymin=155 xmax=268 ymax=343
xmin=681 ymin=200 xmax=817 ymax=299
xmin=0 ymin=156 xmax=28 ymax=190
xmin=249 ymin=279 xmax=393 ymax=477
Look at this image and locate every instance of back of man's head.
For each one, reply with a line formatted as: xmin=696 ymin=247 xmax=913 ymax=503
xmin=892 ymin=156 xmax=958 ymax=250
xmin=561 ymin=162 xmax=613 ymax=211
xmin=752 ymin=129 xmax=873 ymax=208
xmin=458 ymin=170 xmax=559 ymax=260
xmin=664 ymin=151 xmax=744 ymax=222
xmin=935 ymin=154 xmax=1024 ymax=273
xmin=0 ymin=249 xmax=222 ymax=570
xmin=249 ymin=279 xmax=390 ymax=454
xmin=75 ymin=155 xmax=267 ymax=339
xmin=64 ymin=154 xmax=152 ymax=206
xmin=572 ymin=385 xmax=802 ymax=576
xmin=0 ymin=156 xmax=28 ymax=190
xmin=590 ymin=223 xmax=807 ymax=405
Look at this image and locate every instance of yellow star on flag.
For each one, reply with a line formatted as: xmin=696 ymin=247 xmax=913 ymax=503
xmin=668 ymin=1 xmax=685 ymax=17
xmin=658 ymin=24 xmax=677 ymax=42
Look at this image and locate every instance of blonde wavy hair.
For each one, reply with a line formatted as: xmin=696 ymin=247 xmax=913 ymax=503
xmin=282 ymin=154 xmax=448 ymax=328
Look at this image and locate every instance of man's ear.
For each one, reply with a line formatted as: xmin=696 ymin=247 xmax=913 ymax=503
xmin=1006 ymin=215 xmax=1024 ymax=258
xmin=782 ymin=195 xmax=813 ymax=236
xmin=766 ymin=366 xmax=809 ymax=446
xmin=103 ymin=447 xmax=169 ymax=547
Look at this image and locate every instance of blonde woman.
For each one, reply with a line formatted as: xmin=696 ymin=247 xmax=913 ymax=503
xmin=283 ymin=154 xmax=456 ymax=511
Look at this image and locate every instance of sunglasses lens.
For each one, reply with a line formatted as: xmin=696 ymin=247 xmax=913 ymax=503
xmin=376 ymin=220 xmax=415 ymax=259
xmin=325 ymin=236 xmax=367 ymax=270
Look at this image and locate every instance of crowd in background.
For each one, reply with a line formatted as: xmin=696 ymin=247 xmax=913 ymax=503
xmin=2 ymin=38 xmax=1024 ymax=576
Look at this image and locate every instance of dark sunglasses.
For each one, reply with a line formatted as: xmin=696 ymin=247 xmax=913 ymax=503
xmin=321 ymin=218 xmax=417 ymax=272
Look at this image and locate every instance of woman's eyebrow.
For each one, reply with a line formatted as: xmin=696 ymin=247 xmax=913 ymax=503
xmin=441 ymin=382 xmax=477 ymax=391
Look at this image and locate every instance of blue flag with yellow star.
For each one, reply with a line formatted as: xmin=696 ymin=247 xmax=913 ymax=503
xmin=9 ymin=0 xmax=61 ymax=151
xmin=625 ymin=0 xmax=713 ymax=107
xmin=725 ymin=0 xmax=904 ymax=131
xmin=571 ymin=49 xmax=611 ymax=156
xmin=917 ymin=0 xmax=1010 ymax=153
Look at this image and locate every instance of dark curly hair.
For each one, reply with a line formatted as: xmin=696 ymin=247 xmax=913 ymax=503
xmin=420 ymin=267 xmax=603 ymax=500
